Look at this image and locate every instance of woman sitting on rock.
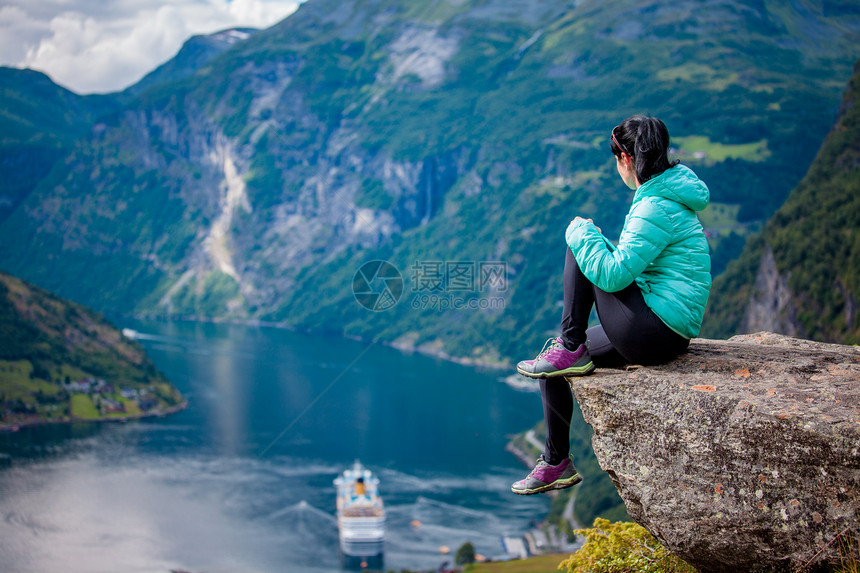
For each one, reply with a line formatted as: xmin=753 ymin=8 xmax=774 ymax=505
xmin=512 ymin=115 xmax=712 ymax=495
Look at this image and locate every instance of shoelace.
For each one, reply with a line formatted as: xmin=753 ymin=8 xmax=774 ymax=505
xmin=533 ymin=337 xmax=559 ymax=360
xmin=528 ymin=457 xmax=550 ymax=477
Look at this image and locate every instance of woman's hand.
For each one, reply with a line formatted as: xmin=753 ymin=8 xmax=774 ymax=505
xmin=566 ymin=216 xmax=603 ymax=249
xmin=573 ymin=217 xmax=601 ymax=233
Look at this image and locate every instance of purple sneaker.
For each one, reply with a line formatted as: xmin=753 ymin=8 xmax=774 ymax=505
xmin=516 ymin=337 xmax=594 ymax=378
xmin=511 ymin=455 xmax=582 ymax=495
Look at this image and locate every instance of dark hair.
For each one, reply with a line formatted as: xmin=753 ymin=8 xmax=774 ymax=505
xmin=610 ymin=115 xmax=679 ymax=183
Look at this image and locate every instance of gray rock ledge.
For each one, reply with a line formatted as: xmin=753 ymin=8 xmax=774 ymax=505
xmin=568 ymin=332 xmax=860 ymax=573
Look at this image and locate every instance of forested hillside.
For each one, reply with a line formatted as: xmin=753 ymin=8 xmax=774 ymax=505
xmin=0 ymin=67 xmax=117 ymax=222
xmin=704 ymin=57 xmax=860 ymax=344
xmin=0 ymin=272 xmax=183 ymax=428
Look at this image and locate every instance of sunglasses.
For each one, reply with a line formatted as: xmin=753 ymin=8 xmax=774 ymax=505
xmin=611 ymin=125 xmax=632 ymax=157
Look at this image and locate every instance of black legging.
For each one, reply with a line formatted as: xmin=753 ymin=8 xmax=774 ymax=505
xmin=541 ymin=247 xmax=690 ymax=465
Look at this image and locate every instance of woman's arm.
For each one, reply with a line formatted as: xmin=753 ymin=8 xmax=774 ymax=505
xmin=566 ymin=199 xmax=672 ymax=292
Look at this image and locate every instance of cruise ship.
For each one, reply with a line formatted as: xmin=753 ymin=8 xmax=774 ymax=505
xmin=334 ymin=461 xmax=385 ymax=565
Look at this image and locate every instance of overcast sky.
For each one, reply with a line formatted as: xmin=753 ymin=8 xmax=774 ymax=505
xmin=0 ymin=0 xmax=303 ymax=94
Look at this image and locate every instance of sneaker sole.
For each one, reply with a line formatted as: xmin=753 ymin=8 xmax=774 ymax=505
xmin=516 ymin=362 xmax=595 ymax=379
xmin=511 ymin=474 xmax=583 ymax=496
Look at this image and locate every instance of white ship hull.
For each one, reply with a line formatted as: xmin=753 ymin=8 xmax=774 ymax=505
xmin=335 ymin=461 xmax=385 ymax=561
xmin=339 ymin=515 xmax=384 ymax=556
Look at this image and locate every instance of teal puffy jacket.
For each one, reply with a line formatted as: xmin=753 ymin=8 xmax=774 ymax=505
xmin=565 ymin=164 xmax=711 ymax=339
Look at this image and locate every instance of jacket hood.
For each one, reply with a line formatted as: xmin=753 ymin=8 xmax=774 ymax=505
xmin=634 ymin=164 xmax=710 ymax=212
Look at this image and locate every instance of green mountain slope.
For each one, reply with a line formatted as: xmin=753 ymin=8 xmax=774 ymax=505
xmin=0 ymin=27 xmax=252 ymax=224
xmin=0 ymin=67 xmax=117 ymax=222
xmin=703 ymin=58 xmax=860 ymax=344
xmin=122 ymin=28 xmax=259 ymax=99
xmin=0 ymin=271 xmax=184 ymax=428
xmin=0 ymin=0 xmax=858 ymax=366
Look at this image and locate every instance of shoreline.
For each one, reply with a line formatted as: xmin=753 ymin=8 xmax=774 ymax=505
xmin=0 ymin=400 xmax=188 ymax=433
xmin=124 ymin=313 xmax=513 ymax=371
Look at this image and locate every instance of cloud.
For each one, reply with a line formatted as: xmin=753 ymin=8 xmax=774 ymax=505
xmin=0 ymin=5 xmax=49 ymax=64
xmin=0 ymin=0 xmax=302 ymax=94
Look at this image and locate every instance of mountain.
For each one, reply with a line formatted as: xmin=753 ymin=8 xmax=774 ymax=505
xmin=0 ymin=27 xmax=260 ymax=226
xmin=122 ymin=28 xmax=259 ymax=98
xmin=703 ymin=58 xmax=860 ymax=344
xmin=0 ymin=0 xmax=859 ymax=365
xmin=0 ymin=67 xmax=118 ymax=222
xmin=0 ymin=271 xmax=184 ymax=429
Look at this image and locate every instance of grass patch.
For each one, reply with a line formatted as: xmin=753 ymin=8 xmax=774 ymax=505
xmin=55 ymin=364 xmax=91 ymax=384
xmin=468 ymin=553 xmax=569 ymax=573
xmin=0 ymin=360 xmax=36 ymax=396
xmin=673 ymin=135 xmax=771 ymax=163
xmin=117 ymin=396 xmax=142 ymax=416
xmin=697 ymin=202 xmax=761 ymax=275
xmin=656 ymin=63 xmax=738 ymax=91
xmin=70 ymin=394 xmax=99 ymax=419
xmin=835 ymin=530 xmax=859 ymax=573
xmin=403 ymin=1 xmax=467 ymax=23
xmin=0 ymin=360 xmax=61 ymax=399
xmin=699 ymin=202 xmax=741 ymax=229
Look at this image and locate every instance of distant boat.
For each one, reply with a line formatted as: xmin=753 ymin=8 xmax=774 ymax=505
xmin=334 ymin=461 xmax=385 ymax=564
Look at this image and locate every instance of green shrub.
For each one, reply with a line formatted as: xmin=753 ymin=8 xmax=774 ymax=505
xmin=560 ymin=518 xmax=695 ymax=573
xmin=456 ymin=541 xmax=476 ymax=566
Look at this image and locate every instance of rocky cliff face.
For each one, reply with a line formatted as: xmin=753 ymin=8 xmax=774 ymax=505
xmin=740 ymin=247 xmax=801 ymax=338
xmin=569 ymin=332 xmax=859 ymax=572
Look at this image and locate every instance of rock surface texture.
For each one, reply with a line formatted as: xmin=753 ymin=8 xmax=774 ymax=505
xmin=568 ymin=332 xmax=860 ymax=573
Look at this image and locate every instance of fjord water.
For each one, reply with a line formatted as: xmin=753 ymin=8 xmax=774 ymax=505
xmin=0 ymin=320 xmax=547 ymax=573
